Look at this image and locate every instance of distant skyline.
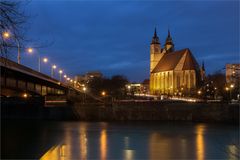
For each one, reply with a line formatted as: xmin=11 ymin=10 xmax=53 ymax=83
xmin=17 ymin=0 xmax=239 ymax=82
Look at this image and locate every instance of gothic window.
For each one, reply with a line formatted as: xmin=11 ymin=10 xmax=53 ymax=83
xmin=190 ymin=72 xmax=194 ymax=88
xmin=177 ymin=75 xmax=180 ymax=89
xmin=186 ymin=74 xmax=189 ymax=88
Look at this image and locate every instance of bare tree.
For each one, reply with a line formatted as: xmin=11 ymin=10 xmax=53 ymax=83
xmin=0 ymin=1 xmax=27 ymax=60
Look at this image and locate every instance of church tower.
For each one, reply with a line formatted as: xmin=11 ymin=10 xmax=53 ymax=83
xmin=150 ymin=28 xmax=162 ymax=72
xmin=165 ymin=29 xmax=174 ymax=53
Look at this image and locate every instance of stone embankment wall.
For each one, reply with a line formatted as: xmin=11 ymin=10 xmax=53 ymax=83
xmin=2 ymin=99 xmax=239 ymax=123
xmin=70 ymin=102 xmax=239 ymax=123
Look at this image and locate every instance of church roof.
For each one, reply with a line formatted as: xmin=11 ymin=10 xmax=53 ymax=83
xmin=151 ymin=48 xmax=199 ymax=73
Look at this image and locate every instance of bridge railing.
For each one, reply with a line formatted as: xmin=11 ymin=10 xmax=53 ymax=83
xmin=0 ymin=57 xmax=61 ymax=85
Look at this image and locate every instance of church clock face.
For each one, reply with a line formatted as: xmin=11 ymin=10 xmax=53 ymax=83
xmin=154 ymin=47 xmax=159 ymax=52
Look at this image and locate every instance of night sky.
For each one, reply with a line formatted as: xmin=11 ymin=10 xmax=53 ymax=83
xmin=19 ymin=0 xmax=239 ymax=82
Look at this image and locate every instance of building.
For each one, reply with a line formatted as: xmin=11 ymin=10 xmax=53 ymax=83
xmin=74 ymin=71 xmax=103 ymax=84
xmin=126 ymin=79 xmax=150 ymax=96
xmin=226 ymin=64 xmax=240 ymax=84
xmin=149 ymin=28 xmax=204 ymax=95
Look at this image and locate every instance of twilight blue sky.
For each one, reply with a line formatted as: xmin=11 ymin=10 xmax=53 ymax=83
xmin=20 ymin=0 xmax=239 ymax=82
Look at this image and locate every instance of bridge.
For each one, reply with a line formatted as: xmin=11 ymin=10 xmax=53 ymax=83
xmin=0 ymin=57 xmax=101 ymax=105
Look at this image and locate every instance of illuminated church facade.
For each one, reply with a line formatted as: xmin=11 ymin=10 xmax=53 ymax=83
xmin=149 ymin=28 xmax=205 ymax=95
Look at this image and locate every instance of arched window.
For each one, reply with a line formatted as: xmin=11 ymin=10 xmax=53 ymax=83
xmin=190 ymin=72 xmax=194 ymax=88
xmin=185 ymin=74 xmax=189 ymax=88
xmin=177 ymin=75 xmax=180 ymax=89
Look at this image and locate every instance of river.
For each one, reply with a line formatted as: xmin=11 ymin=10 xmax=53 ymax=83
xmin=2 ymin=120 xmax=239 ymax=159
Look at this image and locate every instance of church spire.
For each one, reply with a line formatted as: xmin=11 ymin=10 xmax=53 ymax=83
xmin=167 ymin=28 xmax=171 ymax=38
xmin=151 ymin=27 xmax=160 ymax=44
xmin=154 ymin=28 xmax=157 ymax=37
xmin=165 ymin=28 xmax=173 ymax=44
xmin=165 ymin=28 xmax=174 ymax=52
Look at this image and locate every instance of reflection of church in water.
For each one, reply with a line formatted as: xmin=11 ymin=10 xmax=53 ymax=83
xmin=149 ymin=28 xmax=205 ymax=95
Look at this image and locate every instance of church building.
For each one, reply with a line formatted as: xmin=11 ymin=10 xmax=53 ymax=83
xmin=149 ymin=28 xmax=205 ymax=95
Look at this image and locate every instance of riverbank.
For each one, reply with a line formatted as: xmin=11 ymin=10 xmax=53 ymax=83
xmin=71 ymin=102 xmax=239 ymax=123
xmin=1 ymin=100 xmax=239 ymax=123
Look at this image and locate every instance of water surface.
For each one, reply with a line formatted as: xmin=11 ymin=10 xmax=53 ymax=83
xmin=2 ymin=120 xmax=239 ymax=159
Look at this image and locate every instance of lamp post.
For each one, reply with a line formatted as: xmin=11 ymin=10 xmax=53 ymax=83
xmin=51 ymin=65 xmax=57 ymax=78
xmin=230 ymin=84 xmax=234 ymax=101
xmin=83 ymin=87 xmax=87 ymax=103
xmin=39 ymin=57 xmax=48 ymax=72
xmin=225 ymin=87 xmax=229 ymax=101
xmin=2 ymin=31 xmax=21 ymax=64
xmin=101 ymin=91 xmax=106 ymax=103
xmin=63 ymin=74 xmax=67 ymax=82
xmin=27 ymin=47 xmax=48 ymax=72
xmin=59 ymin=70 xmax=63 ymax=81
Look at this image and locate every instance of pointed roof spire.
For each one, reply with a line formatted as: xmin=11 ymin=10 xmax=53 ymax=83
xmin=151 ymin=27 xmax=160 ymax=44
xmin=168 ymin=28 xmax=171 ymax=37
xmin=165 ymin=28 xmax=173 ymax=44
xmin=154 ymin=27 xmax=157 ymax=37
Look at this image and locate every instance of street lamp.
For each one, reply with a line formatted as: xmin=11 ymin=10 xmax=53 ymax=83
xmin=225 ymin=87 xmax=230 ymax=101
xmin=101 ymin=91 xmax=106 ymax=96
xmin=43 ymin=57 xmax=48 ymax=63
xmin=83 ymin=87 xmax=87 ymax=103
xmin=2 ymin=31 xmax=21 ymax=64
xmin=51 ymin=65 xmax=57 ymax=78
xmin=197 ymin=90 xmax=202 ymax=95
xmin=2 ymin=31 xmax=10 ymax=39
xmin=39 ymin=57 xmax=48 ymax=72
xmin=27 ymin=47 xmax=48 ymax=72
xmin=27 ymin=47 xmax=33 ymax=54
xmin=59 ymin=70 xmax=63 ymax=81
xmin=230 ymin=84 xmax=234 ymax=100
xmin=225 ymin=87 xmax=229 ymax=91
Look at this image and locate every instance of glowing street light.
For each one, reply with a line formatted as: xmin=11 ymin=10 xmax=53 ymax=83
xmin=23 ymin=93 xmax=28 ymax=98
xmin=59 ymin=70 xmax=63 ymax=81
xmin=2 ymin=31 xmax=10 ymax=39
xmin=43 ymin=57 xmax=48 ymax=63
xmin=83 ymin=87 xmax=87 ymax=103
xmin=225 ymin=87 xmax=229 ymax=91
xmin=51 ymin=65 xmax=57 ymax=78
xmin=101 ymin=91 xmax=106 ymax=96
xmin=230 ymin=84 xmax=235 ymax=101
xmin=27 ymin=47 xmax=33 ymax=54
xmin=197 ymin=90 xmax=202 ymax=95
xmin=27 ymin=47 xmax=47 ymax=72
xmin=3 ymin=31 xmax=21 ymax=64
xmin=64 ymin=74 xmax=67 ymax=78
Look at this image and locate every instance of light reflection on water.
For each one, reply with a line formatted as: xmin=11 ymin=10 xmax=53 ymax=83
xmin=196 ymin=124 xmax=205 ymax=160
xmin=2 ymin=121 xmax=239 ymax=160
xmin=100 ymin=129 xmax=107 ymax=160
